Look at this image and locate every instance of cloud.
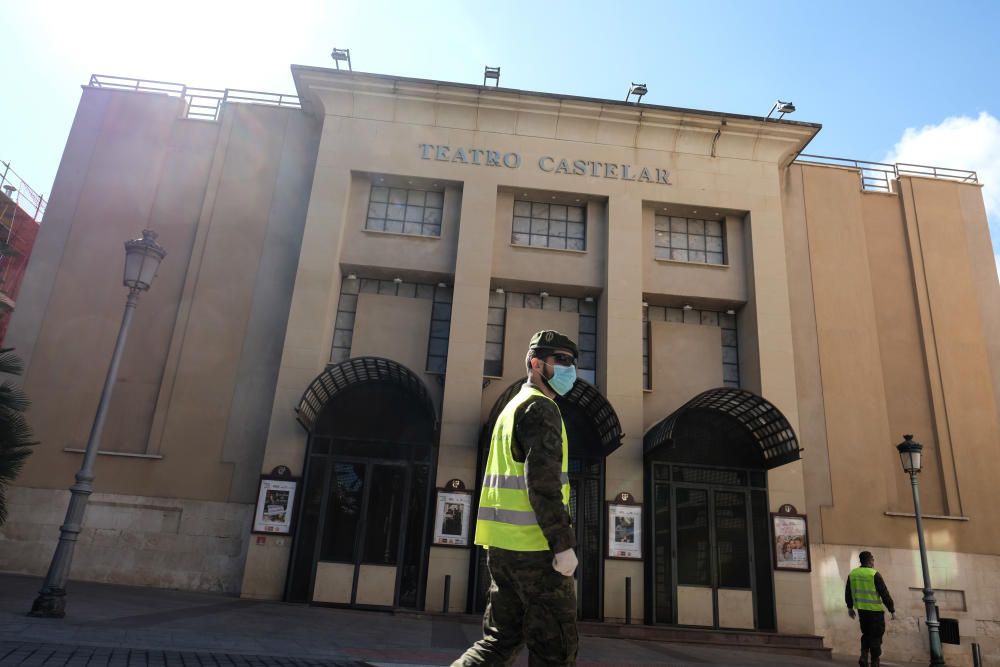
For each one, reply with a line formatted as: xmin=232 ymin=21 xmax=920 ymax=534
xmin=884 ymin=112 xmax=1000 ymax=283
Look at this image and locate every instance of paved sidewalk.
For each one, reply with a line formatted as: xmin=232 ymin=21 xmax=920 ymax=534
xmin=0 ymin=574 xmax=914 ymax=666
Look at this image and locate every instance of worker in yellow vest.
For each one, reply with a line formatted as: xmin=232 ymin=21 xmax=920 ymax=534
xmin=846 ymin=551 xmax=896 ymax=667
xmin=452 ymin=330 xmax=579 ymax=667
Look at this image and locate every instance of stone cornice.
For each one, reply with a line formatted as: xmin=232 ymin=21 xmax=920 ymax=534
xmin=292 ymin=66 xmax=820 ymax=165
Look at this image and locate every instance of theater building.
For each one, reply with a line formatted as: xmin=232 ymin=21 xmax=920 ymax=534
xmin=3 ymin=66 xmax=999 ymax=664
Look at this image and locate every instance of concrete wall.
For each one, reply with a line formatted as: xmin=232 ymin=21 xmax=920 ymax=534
xmin=1 ymin=486 xmax=251 ymax=592
xmin=812 ymin=543 xmax=1000 ymax=667
xmin=2 ymin=88 xmax=320 ymax=591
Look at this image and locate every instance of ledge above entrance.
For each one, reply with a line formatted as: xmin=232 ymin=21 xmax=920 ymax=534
xmin=644 ymin=387 xmax=801 ymax=469
xmin=295 ymin=357 xmax=437 ymax=433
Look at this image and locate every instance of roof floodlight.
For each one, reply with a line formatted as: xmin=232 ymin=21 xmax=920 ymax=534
xmin=766 ymin=99 xmax=796 ymax=120
xmin=626 ymin=82 xmax=648 ymax=103
xmin=331 ymin=48 xmax=352 ymax=71
xmin=483 ymin=66 xmax=500 ymax=87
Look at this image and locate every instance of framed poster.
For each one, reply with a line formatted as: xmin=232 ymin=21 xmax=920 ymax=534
xmin=607 ymin=492 xmax=642 ymax=560
xmin=433 ymin=479 xmax=473 ymax=547
xmin=772 ymin=505 xmax=811 ymax=571
xmin=252 ymin=474 xmax=299 ymax=535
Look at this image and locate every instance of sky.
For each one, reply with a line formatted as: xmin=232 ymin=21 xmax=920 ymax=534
xmin=1 ymin=0 xmax=998 ymax=279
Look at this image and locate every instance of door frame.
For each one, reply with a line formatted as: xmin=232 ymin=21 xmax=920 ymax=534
xmin=568 ymin=458 xmax=605 ymax=621
xmin=299 ymin=444 xmax=433 ymax=610
xmin=648 ymin=462 xmax=768 ymax=630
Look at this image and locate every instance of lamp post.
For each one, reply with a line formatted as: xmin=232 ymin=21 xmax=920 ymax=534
xmin=30 ymin=230 xmax=166 ymax=618
xmin=896 ymin=434 xmax=946 ymax=666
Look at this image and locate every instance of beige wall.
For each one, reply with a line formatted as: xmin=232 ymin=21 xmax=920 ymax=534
xmin=784 ymin=164 xmax=1000 ymax=558
xmin=9 ymin=91 xmax=319 ymax=505
xmin=812 ymin=543 xmax=1000 ymax=667
xmin=642 ymin=321 xmax=723 ymax=431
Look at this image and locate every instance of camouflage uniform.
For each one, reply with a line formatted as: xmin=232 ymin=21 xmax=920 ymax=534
xmin=453 ymin=387 xmax=578 ymax=667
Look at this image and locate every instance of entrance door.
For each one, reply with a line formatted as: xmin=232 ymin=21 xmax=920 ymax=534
xmin=309 ymin=456 xmax=426 ymax=608
xmin=568 ymin=458 xmax=602 ymax=620
xmin=651 ymin=465 xmax=771 ymax=629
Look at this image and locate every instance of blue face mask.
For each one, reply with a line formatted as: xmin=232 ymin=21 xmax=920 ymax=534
xmin=544 ymin=362 xmax=577 ymax=396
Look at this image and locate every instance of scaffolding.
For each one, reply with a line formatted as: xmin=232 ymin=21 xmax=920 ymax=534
xmin=0 ymin=160 xmax=44 ymax=345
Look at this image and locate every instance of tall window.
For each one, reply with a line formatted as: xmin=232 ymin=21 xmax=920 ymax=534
xmin=512 ymin=201 xmax=586 ymax=250
xmin=654 ymin=215 xmax=725 ymax=265
xmin=367 ymin=186 xmax=443 ymax=237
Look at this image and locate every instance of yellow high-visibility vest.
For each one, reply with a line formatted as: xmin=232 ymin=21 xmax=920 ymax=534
xmin=849 ymin=566 xmax=883 ymax=612
xmin=475 ymin=385 xmax=570 ymax=551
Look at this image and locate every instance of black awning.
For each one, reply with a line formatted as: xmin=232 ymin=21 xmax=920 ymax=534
xmin=295 ymin=356 xmax=437 ymax=433
xmin=485 ymin=379 xmax=624 ymax=458
xmin=644 ymin=387 xmax=800 ymax=469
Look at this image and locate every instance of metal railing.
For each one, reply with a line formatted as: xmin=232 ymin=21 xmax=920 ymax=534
xmin=87 ymin=74 xmax=301 ymax=121
xmin=796 ymin=154 xmax=978 ymax=192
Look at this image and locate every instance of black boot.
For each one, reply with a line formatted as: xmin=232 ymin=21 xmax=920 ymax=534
xmin=858 ymin=649 xmax=869 ymax=667
xmin=870 ymin=658 xmax=879 ymax=667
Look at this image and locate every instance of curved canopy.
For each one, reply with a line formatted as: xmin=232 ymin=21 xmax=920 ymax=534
xmin=296 ymin=356 xmax=437 ymax=433
xmin=485 ymin=379 xmax=624 ymax=457
xmin=643 ymin=387 xmax=800 ymax=469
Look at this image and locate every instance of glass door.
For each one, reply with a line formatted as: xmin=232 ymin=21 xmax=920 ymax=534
xmin=311 ymin=460 xmax=414 ymax=608
xmin=659 ymin=481 xmax=756 ymax=628
xmin=568 ymin=460 xmax=602 ymax=620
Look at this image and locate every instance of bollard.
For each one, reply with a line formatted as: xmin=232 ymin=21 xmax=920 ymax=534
xmin=972 ymin=642 xmax=982 ymax=667
xmin=443 ymin=574 xmax=451 ymax=614
xmin=625 ymin=577 xmax=632 ymax=625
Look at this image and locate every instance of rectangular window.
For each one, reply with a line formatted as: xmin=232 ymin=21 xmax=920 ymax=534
xmin=367 ymin=186 xmax=443 ymax=237
xmin=512 ymin=200 xmax=586 ymax=251
xmin=654 ymin=215 xmax=725 ymax=265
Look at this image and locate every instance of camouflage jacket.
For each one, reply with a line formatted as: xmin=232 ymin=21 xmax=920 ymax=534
xmin=510 ymin=383 xmax=576 ymax=554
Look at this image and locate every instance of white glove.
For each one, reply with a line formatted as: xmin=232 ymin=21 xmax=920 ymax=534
xmin=553 ymin=548 xmax=578 ymax=577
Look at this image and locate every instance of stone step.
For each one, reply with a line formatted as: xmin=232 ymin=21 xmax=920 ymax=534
xmin=578 ymin=621 xmax=832 ymax=660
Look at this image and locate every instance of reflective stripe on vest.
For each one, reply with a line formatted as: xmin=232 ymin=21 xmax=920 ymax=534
xmin=849 ymin=567 xmax=883 ymax=612
xmin=475 ymin=384 xmax=570 ymax=551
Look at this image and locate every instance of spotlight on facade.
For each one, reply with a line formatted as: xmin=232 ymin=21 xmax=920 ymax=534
xmin=392 ymin=277 xmax=403 ymax=284
xmin=626 ymin=82 xmax=648 ymax=104
xmin=683 ymin=304 xmax=693 ymax=311
xmin=346 ymin=273 xmax=357 ymax=280
xmin=584 ymin=296 xmax=594 ymax=303
xmin=331 ymin=48 xmax=352 ymax=71
xmin=539 ymin=291 xmax=549 ymax=298
xmin=642 ymin=301 xmax=649 ymax=307
xmin=483 ymin=66 xmax=500 ymax=87
xmin=437 ymin=282 xmax=448 ymax=288
xmin=495 ymin=287 xmax=504 ymax=294
xmin=766 ymin=100 xmax=796 ymax=120
xmin=726 ymin=309 xmax=736 ymax=315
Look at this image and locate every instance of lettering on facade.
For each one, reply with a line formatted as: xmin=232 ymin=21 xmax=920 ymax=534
xmin=418 ymin=144 xmax=671 ymax=185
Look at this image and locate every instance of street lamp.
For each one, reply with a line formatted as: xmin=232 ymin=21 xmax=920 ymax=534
xmin=30 ymin=230 xmax=166 ymax=618
xmin=896 ymin=434 xmax=946 ymax=666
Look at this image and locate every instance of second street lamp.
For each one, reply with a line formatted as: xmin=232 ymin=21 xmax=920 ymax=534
xmin=896 ymin=434 xmax=947 ymax=666
xmin=30 ymin=230 xmax=166 ymax=618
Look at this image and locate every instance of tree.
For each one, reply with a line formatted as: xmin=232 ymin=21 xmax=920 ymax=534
xmin=0 ymin=347 xmax=35 ymax=526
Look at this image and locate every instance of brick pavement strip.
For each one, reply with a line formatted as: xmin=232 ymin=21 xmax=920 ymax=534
xmin=0 ymin=642 xmax=373 ymax=667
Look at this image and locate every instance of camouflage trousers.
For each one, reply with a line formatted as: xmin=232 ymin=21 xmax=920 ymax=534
xmin=452 ymin=547 xmax=578 ymax=667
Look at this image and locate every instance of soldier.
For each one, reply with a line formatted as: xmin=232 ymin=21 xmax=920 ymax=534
xmin=453 ymin=330 xmax=579 ymax=667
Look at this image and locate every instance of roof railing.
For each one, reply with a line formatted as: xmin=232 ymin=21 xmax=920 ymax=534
xmin=88 ymin=74 xmax=300 ymax=121
xmin=796 ymin=154 xmax=978 ymax=192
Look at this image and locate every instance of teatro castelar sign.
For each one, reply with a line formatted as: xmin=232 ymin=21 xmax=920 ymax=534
xmin=419 ymin=144 xmax=671 ymax=185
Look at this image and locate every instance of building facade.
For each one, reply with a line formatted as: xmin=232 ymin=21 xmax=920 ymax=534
xmin=2 ymin=67 xmax=999 ymax=664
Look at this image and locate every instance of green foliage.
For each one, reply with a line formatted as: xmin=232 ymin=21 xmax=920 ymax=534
xmin=0 ymin=347 xmax=36 ymax=526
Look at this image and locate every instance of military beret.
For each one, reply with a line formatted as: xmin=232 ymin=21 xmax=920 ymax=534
xmin=528 ymin=330 xmax=578 ymax=358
